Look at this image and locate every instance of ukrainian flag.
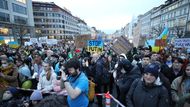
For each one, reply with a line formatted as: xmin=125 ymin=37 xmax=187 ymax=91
xmin=0 ymin=36 xmax=5 ymax=44
xmin=8 ymin=41 xmax=20 ymax=49
xmin=157 ymin=27 xmax=168 ymax=40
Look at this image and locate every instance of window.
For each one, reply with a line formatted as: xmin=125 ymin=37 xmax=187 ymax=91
xmin=180 ymin=9 xmax=183 ymax=15
xmin=12 ymin=3 xmax=27 ymax=15
xmin=0 ymin=12 xmax=9 ymax=22
xmin=174 ymin=11 xmax=176 ymax=17
xmin=14 ymin=15 xmax=27 ymax=24
xmin=0 ymin=0 xmax=8 ymax=10
xmin=184 ymin=8 xmax=187 ymax=14
xmin=15 ymin=0 xmax=26 ymax=4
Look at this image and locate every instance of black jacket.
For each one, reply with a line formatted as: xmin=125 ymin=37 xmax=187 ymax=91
xmin=116 ymin=65 xmax=141 ymax=93
xmin=127 ymin=79 xmax=170 ymax=107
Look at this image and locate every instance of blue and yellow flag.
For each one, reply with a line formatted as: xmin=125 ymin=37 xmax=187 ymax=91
xmin=0 ymin=36 xmax=5 ymax=44
xmin=8 ymin=41 xmax=20 ymax=48
xmin=157 ymin=27 xmax=168 ymax=40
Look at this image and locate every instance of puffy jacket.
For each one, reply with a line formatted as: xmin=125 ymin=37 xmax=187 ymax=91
xmin=127 ymin=78 xmax=170 ymax=107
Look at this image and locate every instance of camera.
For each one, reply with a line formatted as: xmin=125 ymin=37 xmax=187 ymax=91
xmin=59 ymin=66 xmax=69 ymax=75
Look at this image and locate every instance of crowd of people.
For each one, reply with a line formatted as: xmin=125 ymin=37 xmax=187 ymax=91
xmin=0 ymin=41 xmax=190 ymax=107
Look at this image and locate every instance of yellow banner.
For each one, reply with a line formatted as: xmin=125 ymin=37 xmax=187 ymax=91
xmin=87 ymin=46 xmax=103 ymax=53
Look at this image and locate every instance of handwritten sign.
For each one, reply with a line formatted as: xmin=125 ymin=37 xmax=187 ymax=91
xmin=174 ymin=38 xmax=190 ymax=48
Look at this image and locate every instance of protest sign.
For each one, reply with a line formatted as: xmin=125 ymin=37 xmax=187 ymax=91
xmin=75 ymin=35 xmax=91 ymax=48
xmin=39 ymin=37 xmax=47 ymax=43
xmin=46 ymin=39 xmax=58 ymax=45
xmin=87 ymin=40 xmax=103 ymax=53
xmin=30 ymin=38 xmax=38 ymax=44
xmin=111 ymin=36 xmax=133 ymax=55
xmin=174 ymin=38 xmax=190 ymax=48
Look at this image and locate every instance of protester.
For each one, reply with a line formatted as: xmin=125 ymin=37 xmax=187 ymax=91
xmin=37 ymin=61 xmax=56 ymax=93
xmin=0 ymin=87 xmax=20 ymax=107
xmin=127 ymin=63 xmax=170 ymax=107
xmin=116 ymin=58 xmax=141 ymax=106
xmin=0 ymin=55 xmax=18 ymax=101
xmin=171 ymin=63 xmax=190 ymax=107
xmin=16 ymin=58 xmax=31 ymax=87
xmin=61 ymin=58 xmax=89 ymax=107
xmin=36 ymin=95 xmax=67 ymax=107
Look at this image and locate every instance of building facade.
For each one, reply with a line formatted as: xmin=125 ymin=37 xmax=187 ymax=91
xmin=161 ymin=0 xmax=190 ymax=38
xmin=76 ymin=17 xmax=91 ymax=35
xmin=32 ymin=1 xmax=79 ymax=40
xmin=150 ymin=5 xmax=163 ymax=37
xmin=0 ymin=0 xmax=34 ymax=43
xmin=140 ymin=10 xmax=152 ymax=37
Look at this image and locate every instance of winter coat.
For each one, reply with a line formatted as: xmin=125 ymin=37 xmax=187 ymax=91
xmin=37 ymin=70 xmax=57 ymax=92
xmin=171 ymin=76 xmax=190 ymax=107
xmin=116 ymin=65 xmax=141 ymax=106
xmin=116 ymin=65 xmax=141 ymax=93
xmin=127 ymin=78 xmax=170 ymax=107
xmin=162 ymin=67 xmax=183 ymax=84
xmin=94 ymin=58 xmax=105 ymax=85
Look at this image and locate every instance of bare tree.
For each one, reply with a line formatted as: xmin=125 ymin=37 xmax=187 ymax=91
xmin=150 ymin=26 xmax=164 ymax=38
xmin=174 ymin=26 xmax=184 ymax=38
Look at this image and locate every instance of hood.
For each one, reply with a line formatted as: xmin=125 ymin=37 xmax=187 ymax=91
xmin=119 ymin=53 xmax=127 ymax=59
xmin=127 ymin=65 xmax=141 ymax=78
xmin=141 ymin=76 xmax=162 ymax=86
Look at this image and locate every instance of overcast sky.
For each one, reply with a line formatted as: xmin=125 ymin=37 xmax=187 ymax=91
xmin=33 ymin=0 xmax=166 ymax=34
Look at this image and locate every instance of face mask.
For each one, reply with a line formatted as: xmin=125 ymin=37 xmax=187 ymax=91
xmin=2 ymin=91 xmax=13 ymax=101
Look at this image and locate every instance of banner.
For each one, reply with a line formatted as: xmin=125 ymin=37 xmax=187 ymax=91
xmin=46 ymin=39 xmax=58 ymax=45
xmin=24 ymin=42 xmax=32 ymax=46
xmin=174 ymin=38 xmax=190 ymax=48
xmin=8 ymin=41 xmax=20 ymax=48
xmin=0 ymin=36 xmax=5 ymax=44
xmin=39 ymin=37 xmax=47 ymax=43
xmin=30 ymin=38 xmax=38 ymax=44
xmin=87 ymin=40 xmax=103 ymax=53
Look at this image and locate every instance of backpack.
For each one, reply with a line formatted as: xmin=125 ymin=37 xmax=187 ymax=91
xmin=88 ymin=80 xmax=96 ymax=102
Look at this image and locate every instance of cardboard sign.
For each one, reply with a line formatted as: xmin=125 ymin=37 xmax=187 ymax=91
xmin=155 ymin=39 xmax=167 ymax=47
xmin=111 ymin=36 xmax=133 ymax=55
xmin=87 ymin=40 xmax=103 ymax=53
xmin=174 ymin=38 xmax=190 ymax=48
xmin=75 ymin=35 xmax=91 ymax=48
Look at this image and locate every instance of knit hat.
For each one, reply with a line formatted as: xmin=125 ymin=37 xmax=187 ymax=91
xmin=144 ymin=63 xmax=160 ymax=78
xmin=30 ymin=90 xmax=43 ymax=101
xmin=8 ymin=87 xmax=19 ymax=96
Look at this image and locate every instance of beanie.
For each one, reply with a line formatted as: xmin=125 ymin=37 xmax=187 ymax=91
xmin=8 ymin=87 xmax=19 ymax=96
xmin=144 ymin=63 xmax=160 ymax=78
xmin=30 ymin=90 xmax=43 ymax=101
